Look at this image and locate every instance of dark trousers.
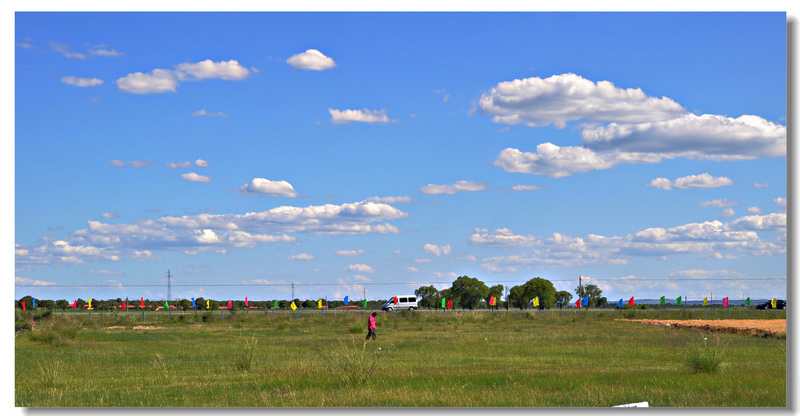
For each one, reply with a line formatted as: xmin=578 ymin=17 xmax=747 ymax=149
xmin=366 ymin=328 xmax=376 ymax=340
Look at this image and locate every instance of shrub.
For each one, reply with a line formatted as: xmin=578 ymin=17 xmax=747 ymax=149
xmin=234 ymin=336 xmax=258 ymax=372
xmin=202 ymin=312 xmax=214 ymax=323
xmin=686 ymin=335 xmax=726 ymax=374
xmin=348 ymin=324 xmax=363 ymax=334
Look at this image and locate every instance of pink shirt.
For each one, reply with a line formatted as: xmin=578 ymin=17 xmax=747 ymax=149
xmin=368 ymin=315 xmax=376 ymax=330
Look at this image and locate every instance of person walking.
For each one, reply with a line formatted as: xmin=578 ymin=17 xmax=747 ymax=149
xmin=366 ymin=312 xmax=377 ymax=341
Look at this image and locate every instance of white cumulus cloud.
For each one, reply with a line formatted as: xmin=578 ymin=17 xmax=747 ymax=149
xmin=237 ymin=178 xmax=299 ymax=197
xmin=347 ymin=264 xmax=376 ymax=273
xmin=423 ymin=244 xmax=451 ymax=256
xmin=647 ymin=173 xmax=734 ymax=190
xmin=419 ymin=180 xmax=487 ymax=195
xmin=287 ymin=49 xmax=337 ymax=70
xmin=62 ymin=76 xmax=104 ymax=87
xmin=328 ymin=108 xmax=398 ymax=124
xmin=182 ymin=172 xmax=212 ymax=183
xmin=288 ymin=253 xmax=314 ymax=260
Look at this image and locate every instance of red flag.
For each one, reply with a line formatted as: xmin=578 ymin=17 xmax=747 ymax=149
xmin=141 ymin=297 xmax=144 ymax=308
xmin=489 ymin=296 xmax=495 ymax=306
xmin=723 ymin=297 xmax=729 ymax=307
xmin=628 ymin=296 xmax=635 ymax=306
xmin=393 ymin=296 xmax=398 ymax=305
xmin=121 ymin=301 xmax=126 ymax=310
xmin=228 ymin=300 xmax=232 ymax=310
xmin=575 ymin=298 xmax=581 ymax=308
xmin=22 ymin=301 xmax=26 ymax=311
xmin=71 ymin=299 xmax=77 ymax=309
xmin=245 ymin=297 xmax=249 ymax=307
xmin=446 ymin=299 xmax=453 ymax=309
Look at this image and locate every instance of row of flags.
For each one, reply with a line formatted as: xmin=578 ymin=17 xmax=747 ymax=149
xmin=18 ymin=296 xmax=780 ymax=310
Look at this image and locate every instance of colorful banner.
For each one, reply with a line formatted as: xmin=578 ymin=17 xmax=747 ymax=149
xmin=617 ymin=299 xmax=623 ymax=308
xmin=88 ymin=298 xmax=92 ymax=309
xmin=164 ymin=301 xmax=168 ymax=310
xmin=318 ymin=299 xmax=323 ymax=308
xmin=32 ymin=298 xmax=36 ymax=309
xmin=771 ymin=298 xmax=777 ymax=308
xmin=703 ymin=297 xmax=708 ymax=306
xmin=273 ymin=300 xmax=278 ymax=309
xmin=628 ymin=297 xmax=634 ymax=306
xmin=722 ymin=297 xmax=729 ymax=307
xmin=227 ymin=300 xmax=232 ymax=310
xmin=245 ymin=297 xmax=249 ymax=307
xmin=121 ymin=300 xmax=126 ymax=310
xmin=191 ymin=297 xmax=196 ymax=308
xmin=21 ymin=301 xmax=25 ymax=311
xmin=362 ymin=299 xmax=367 ymax=308
xmin=676 ymin=296 xmax=682 ymax=306
xmin=582 ymin=296 xmax=588 ymax=307
xmin=533 ymin=297 xmax=539 ymax=307
xmin=575 ymin=298 xmax=581 ymax=308
xmin=290 ymin=301 xmax=297 ymax=311
xmin=207 ymin=299 xmax=210 ymax=309
xmin=745 ymin=297 xmax=750 ymax=306
xmin=489 ymin=296 xmax=495 ymax=306
xmin=393 ymin=296 xmax=398 ymax=305
xmin=441 ymin=298 xmax=446 ymax=308
xmin=141 ymin=297 xmax=144 ymax=308
xmin=446 ymin=299 xmax=453 ymax=309
xmin=72 ymin=299 xmax=77 ymax=309
xmin=660 ymin=296 xmax=665 ymax=305
xmin=344 ymin=296 xmax=349 ymax=306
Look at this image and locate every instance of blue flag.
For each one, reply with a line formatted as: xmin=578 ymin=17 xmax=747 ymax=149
xmin=582 ymin=296 xmax=588 ymax=306
xmin=191 ymin=297 xmax=196 ymax=308
xmin=32 ymin=298 xmax=36 ymax=308
xmin=344 ymin=296 xmax=349 ymax=306
xmin=617 ymin=298 xmax=623 ymax=308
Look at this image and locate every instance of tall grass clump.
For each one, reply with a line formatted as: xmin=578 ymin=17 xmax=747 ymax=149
xmin=233 ymin=336 xmax=258 ymax=372
xmin=324 ymin=337 xmax=387 ymax=387
xmin=685 ymin=335 xmax=726 ymax=374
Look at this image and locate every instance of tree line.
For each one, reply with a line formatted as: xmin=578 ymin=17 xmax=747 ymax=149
xmin=415 ymin=275 xmax=607 ymax=310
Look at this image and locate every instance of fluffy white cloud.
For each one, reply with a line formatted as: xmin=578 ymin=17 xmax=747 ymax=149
xmin=61 ymin=76 xmax=104 ymax=87
xmin=15 ymin=276 xmax=57 ymax=286
xmin=181 ymin=172 xmax=212 ymax=183
xmin=719 ymin=208 xmax=736 ymax=219
xmin=237 ymin=178 xmax=299 ymax=197
xmin=364 ymin=196 xmax=415 ymax=204
xmin=747 ymin=207 xmax=763 ymax=215
xmin=406 ymin=267 xmax=419 ymax=273
xmin=90 ymin=48 xmax=124 ymax=57
xmin=475 ymin=213 xmax=786 ymax=272
xmin=175 ymin=59 xmax=250 ymax=81
xmin=337 ymin=250 xmax=367 ymax=257
xmin=581 ymin=114 xmax=786 ymax=161
xmin=101 ymin=212 xmax=119 ymax=219
xmin=116 ymin=69 xmax=179 ymax=94
xmin=117 ymin=60 xmax=249 ymax=94
xmin=494 ymin=145 xmax=616 ymax=178
xmin=486 ymin=74 xmax=786 ymax=178
xmin=166 ymin=161 xmax=193 ymax=168
xmin=774 ymin=197 xmax=786 ymax=207
xmin=419 ymin=180 xmax=487 ymax=195
xmin=288 ymin=253 xmax=314 ymax=260
xmin=468 ymin=228 xmax=541 ymax=248
xmin=423 ymin=244 xmax=451 ymax=256
xmin=647 ymin=173 xmax=734 ymax=190
xmin=512 ymin=185 xmax=544 ymax=192
xmin=347 ymin=264 xmax=376 ymax=273
xmin=479 ymin=73 xmax=686 ymax=128
xmin=328 ymin=108 xmax=398 ymax=124
xmin=286 ymin=49 xmax=337 ymax=70
xmin=195 ymin=159 xmax=209 ymax=167
xmin=700 ymin=199 xmax=741 ymax=208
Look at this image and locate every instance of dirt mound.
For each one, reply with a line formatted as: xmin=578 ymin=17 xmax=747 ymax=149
xmin=616 ymin=319 xmax=785 ymax=338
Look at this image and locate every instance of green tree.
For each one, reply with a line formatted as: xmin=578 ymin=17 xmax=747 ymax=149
xmin=486 ymin=284 xmax=504 ymax=310
xmin=195 ymin=297 xmax=206 ymax=310
xmin=56 ymin=299 xmax=69 ymax=310
xmin=450 ymin=275 xmax=489 ymax=310
xmin=574 ymin=284 xmax=603 ymax=306
xmin=414 ymin=285 xmax=440 ymax=310
xmin=555 ymin=290 xmax=573 ymax=309
xmin=179 ymin=299 xmax=192 ymax=310
xmin=508 ymin=277 xmax=557 ymax=309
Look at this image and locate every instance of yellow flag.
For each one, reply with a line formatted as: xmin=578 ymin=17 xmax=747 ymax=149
xmin=703 ymin=297 xmax=708 ymax=306
xmin=771 ymin=298 xmax=777 ymax=308
xmin=290 ymin=301 xmax=297 ymax=311
xmin=206 ymin=299 xmax=209 ymax=309
xmin=317 ymin=299 xmax=322 ymax=308
xmin=532 ymin=297 xmax=539 ymax=307
xmin=88 ymin=298 xmax=92 ymax=308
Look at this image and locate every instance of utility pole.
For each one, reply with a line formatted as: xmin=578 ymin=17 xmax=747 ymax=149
xmin=291 ymin=282 xmax=295 ymax=301
xmin=579 ymin=276 xmax=583 ymax=297
xmin=166 ymin=269 xmax=172 ymax=303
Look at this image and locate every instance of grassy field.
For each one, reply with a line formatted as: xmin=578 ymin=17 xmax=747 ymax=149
xmin=15 ymin=309 xmax=786 ymax=407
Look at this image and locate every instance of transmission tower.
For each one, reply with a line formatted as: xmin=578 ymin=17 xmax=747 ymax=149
xmin=166 ymin=269 xmax=172 ymax=302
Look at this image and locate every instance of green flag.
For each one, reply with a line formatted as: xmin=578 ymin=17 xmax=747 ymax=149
xmin=745 ymin=297 xmax=750 ymax=306
xmin=660 ymin=296 xmax=665 ymax=305
xmin=164 ymin=300 xmax=168 ymax=309
xmin=441 ymin=298 xmax=446 ymax=308
xmin=273 ymin=300 xmax=278 ymax=309
xmin=363 ymin=299 xmax=367 ymax=308
xmin=675 ymin=296 xmax=682 ymax=306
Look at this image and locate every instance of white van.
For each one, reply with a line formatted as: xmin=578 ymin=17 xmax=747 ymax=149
xmin=382 ymin=295 xmax=418 ymax=311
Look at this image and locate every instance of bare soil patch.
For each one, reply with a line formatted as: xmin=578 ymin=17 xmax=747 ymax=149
xmin=616 ymin=319 xmax=785 ymax=338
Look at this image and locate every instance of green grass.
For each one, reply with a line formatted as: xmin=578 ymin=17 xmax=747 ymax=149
xmin=15 ymin=310 xmax=786 ymax=407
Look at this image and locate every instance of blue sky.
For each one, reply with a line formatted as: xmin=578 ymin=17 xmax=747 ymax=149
xmin=13 ymin=12 xmax=788 ymax=304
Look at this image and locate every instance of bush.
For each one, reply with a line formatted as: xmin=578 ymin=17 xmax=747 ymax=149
xmin=202 ymin=312 xmax=214 ymax=322
xmin=686 ymin=335 xmax=726 ymax=374
xmin=348 ymin=324 xmax=363 ymax=334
